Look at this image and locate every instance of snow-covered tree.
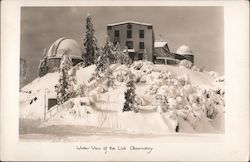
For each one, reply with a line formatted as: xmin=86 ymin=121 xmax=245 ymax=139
xmin=152 ymin=94 xmax=168 ymax=112
xmin=68 ymin=67 xmax=77 ymax=85
xmin=123 ymin=73 xmax=136 ymax=112
xmin=123 ymin=46 xmax=131 ymax=66
xmin=143 ymin=48 xmax=148 ymax=60
xmin=20 ymin=58 xmax=29 ymax=88
xmin=114 ymin=43 xmax=130 ymax=65
xmin=38 ymin=52 xmax=49 ymax=77
xmin=103 ymin=36 xmax=116 ymax=64
xmin=55 ymin=52 xmax=74 ymax=104
xmin=61 ymin=49 xmax=73 ymax=71
xmin=106 ymin=69 xmax=115 ymax=87
xmin=95 ymin=48 xmax=108 ymax=77
xmin=179 ymin=59 xmax=193 ymax=69
xmin=115 ymin=43 xmax=123 ymax=64
xmin=82 ymin=13 xmax=98 ymax=66
xmin=95 ymin=36 xmax=115 ymax=77
xmin=76 ymin=83 xmax=87 ymax=97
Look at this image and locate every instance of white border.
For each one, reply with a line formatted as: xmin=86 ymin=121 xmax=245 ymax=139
xmin=1 ymin=0 xmax=249 ymax=161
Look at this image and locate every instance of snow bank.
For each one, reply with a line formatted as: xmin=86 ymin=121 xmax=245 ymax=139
xmin=119 ymin=112 xmax=171 ymax=133
xmin=154 ymin=64 xmax=216 ymax=89
xmin=20 ymin=61 xmax=224 ymax=134
xmin=75 ymin=65 xmax=96 ymax=86
xmin=179 ymin=60 xmax=193 ymax=69
xmin=20 ymin=72 xmax=60 ymax=119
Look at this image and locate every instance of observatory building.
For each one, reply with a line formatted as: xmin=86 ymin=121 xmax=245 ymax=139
xmin=154 ymin=43 xmax=194 ymax=65
xmin=175 ymin=45 xmax=194 ymax=63
xmin=46 ymin=37 xmax=83 ymax=72
xmin=107 ymin=21 xmax=155 ymax=62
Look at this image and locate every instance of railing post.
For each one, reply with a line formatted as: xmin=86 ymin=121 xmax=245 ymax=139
xmin=44 ymin=88 xmax=46 ymax=120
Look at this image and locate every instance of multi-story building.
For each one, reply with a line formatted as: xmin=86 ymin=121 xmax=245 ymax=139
xmin=107 ymin=21 xmax=155 ymax=62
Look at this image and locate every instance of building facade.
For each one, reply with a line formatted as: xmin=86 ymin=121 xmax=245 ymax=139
xmin=107 ymin=21 xmax=155 ymax=62
xmin=154 ymin=41 xmax=176 ymax=64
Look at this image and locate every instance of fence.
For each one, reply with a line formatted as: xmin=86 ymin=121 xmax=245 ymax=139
xmin=44 ymin=105 xmax=58 ymax=120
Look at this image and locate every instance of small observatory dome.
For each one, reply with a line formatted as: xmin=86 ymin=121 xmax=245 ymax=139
xmin=46 ymin=37 xmax=83 ymax=72
xmin=176 ymin=45 xmax=194 ymax=63
xmin=176 ymin=45 xmax=193 ymax=55
xmin=47 ymin=37 xmax=82 ymax=58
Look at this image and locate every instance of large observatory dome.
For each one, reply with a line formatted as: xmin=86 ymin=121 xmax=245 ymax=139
xmin=47 ymin=37 xmax=82 ymax=58
xmin=176 ymin=45 xmax=193 ymax=55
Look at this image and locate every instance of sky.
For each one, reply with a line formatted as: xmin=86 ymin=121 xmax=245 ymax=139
xmin=21 ymin=6 xmax=224 ymax=83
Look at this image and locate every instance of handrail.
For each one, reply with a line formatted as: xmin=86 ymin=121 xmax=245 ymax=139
xmin=44 ymin=104 xmax=66 ymax=121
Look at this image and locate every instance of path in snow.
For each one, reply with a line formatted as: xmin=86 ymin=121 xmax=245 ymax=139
xmin=96 ymin=89 xmax=123 ymax=129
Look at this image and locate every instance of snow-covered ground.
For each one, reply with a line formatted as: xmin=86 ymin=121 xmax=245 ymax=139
xmin=20 ymin=61 xmax=225 ymax=141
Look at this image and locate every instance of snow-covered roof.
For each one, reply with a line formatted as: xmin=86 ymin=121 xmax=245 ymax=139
xmin=123 ymin=49 xmax=136 ymax=53
xmin=47 ymin=37 xmax=82 ymax=58
xmin=176 ymin=45 xmax=193 ymax=55
xmin=154 ymin=41 xmax=168 ymax=48
xmin=107 ymin=21 xmax=152 ymax=26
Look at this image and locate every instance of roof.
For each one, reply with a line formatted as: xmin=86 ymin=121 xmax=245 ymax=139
xmin=154 ymin=41 xmax=168 ymax=48
xmin=107 ymin=21 xmax=152 ymax=27
xmin=47 ymin=37 xmax=82 ymax=58
xmin=176 ymin=45 xmax=193 ymax=55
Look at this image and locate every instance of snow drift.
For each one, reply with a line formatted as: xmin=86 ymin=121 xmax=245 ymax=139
xmin=20 ymin=61 xmax=224 ymax=134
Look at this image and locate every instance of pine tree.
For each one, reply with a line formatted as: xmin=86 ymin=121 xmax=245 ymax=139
xmin=103 ymin=36 xmax=115 ymax=64
xmin=115 ymin=43 xmax=125 ymax=64
xmin=123 ymin=73 xmax=136 ymax=112
xmin=123 ymin=46 xmax=130 ymax=65
xmin=83 ymin=13 xmax=98 ymax=66
xmin=76 ymin=83 xmax=87 ymax=97
xmin=95 ymin=48 xmax=108 ymax=77
xmin=95 ymin=36 xmax=114 ymax=77
xmin=60 ymin=49 xmax=73 ymax=71
xmin=55 ymin=52 xmax=74 ymax=104
xmin=106 ymin=68 xmax=115 ymax=87
xmin=38 ymin=52 xmax=49 ymax=77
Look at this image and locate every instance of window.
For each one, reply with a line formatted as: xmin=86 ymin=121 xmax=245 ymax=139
xmin=114 ymin=30 xmax=119 ymax=37
xmin=127 ymin=24 xmax=132 ymax=29
xmin=126 ymin=41 xmax=133 ymax=49
xmin=127 ymin=30 xmax=132 ymax=38
xmin=147 ymin=26 xmax=152 ymax=29
xmin=139 ymin=30 xmax=144 ymax=38
xmin=138 ymin=53 xmax=143 ymax=60
xmin=139 ymin=42 xmax=144 ymax=49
